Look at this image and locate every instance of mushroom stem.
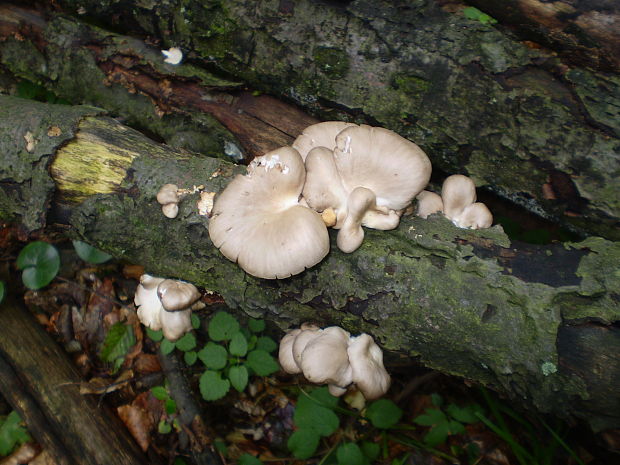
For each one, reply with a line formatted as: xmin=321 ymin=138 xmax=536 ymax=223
xmin=337 ymin=186 xmax=377 ymax=253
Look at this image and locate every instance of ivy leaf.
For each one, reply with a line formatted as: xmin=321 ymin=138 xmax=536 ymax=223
xmin=294 ymin=388 xmax=339 ymax=436
xmin=424 ymin=423 xmax=450 ymax=447
xmin=365 ymin=398 xmax=403 ymax=429
xmin=238 ymin=453 xmax=263 ymax=465
xmin=246 ymin=349 xmax=279 ymax=376
xmin=16 ymin=241 xmax=60 ymax=290
xmin=146 ymin=328 xmax=163 ymax=342
xmin=151 ymin=386 xmax=168 ymax=401
xmin=337 ymin=442 xmax=365 ymax=465
xmin=72 ymin=240 xmax=112 ymax=264
xmin=175 ymin=333 xmax=196 ymax=352
xmin=287 ymin=428 xmax=320 ymax=460
xmin=100 ymin=322 xmax=135 ymax=363
xmin=208 ymin=312 xmax=240 ymax=341
xmin=414 ymin=408 xmax=447 ymax=427
xmin=229 ymin=365 xmax=249 ymax=392
xmin=199 ymin=370 xmax=230 ymax=401
xmin=198 ymin=342 xmax=228 ymax=370
xmin=255 ymin=336 xmax=277 ymax=353
xmin=446 ymin=403 xmax=482 ymax=424
xmin=160 ymin=339 xmax=176 ymax=355
xmin=165 ymin=398 xmax=177 ymax=415
xmin=184 ymin=351 xmax=198 ymax=366
xmin=229 ymin=332 xmax=248 ymax=357
xmin=191 ymin=313 xmax=201 ymax=329
xmin=0 ymin=411 xmax=31 ymax=455
xmin=431 ymin=393 xmax=443 ymax=407
xmin=359 ymin=441 xmax=380 ymax=461
xmin=248 ymin=318 xmax=266 ymax=333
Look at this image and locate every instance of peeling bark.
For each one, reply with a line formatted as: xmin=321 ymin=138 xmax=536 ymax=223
xmin=1 ymin=95 xmax=618 ymax=431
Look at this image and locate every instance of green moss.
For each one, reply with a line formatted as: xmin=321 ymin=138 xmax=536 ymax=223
xmin=313 ymin=47 xmax=349 ymax=80
xmin=391 ymin=73 xmax=430 ymax=99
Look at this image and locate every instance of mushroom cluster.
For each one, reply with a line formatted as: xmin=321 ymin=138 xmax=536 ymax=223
xmin=278 ymin=324 xmax=390 ymax=400
xmin=208 ymin=121 xmax=432 ymax=279
xmin=134 ymin=274 xmax=202 ymax=341
xmin=416 ymin=174 xmax=493 ymax=229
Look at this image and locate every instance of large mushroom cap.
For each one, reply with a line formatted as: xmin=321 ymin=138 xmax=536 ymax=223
xmin=157 ymin=279 xmax=201 ymax=311
xmin=333 ymin=125 xmax=432 ymax=211
xmin=347 ymin=334 xmax=391 ymax=400
xmin=208 ymin=146 xmax=330 ymax=279
xmin=292 ymin=121 xmax=356 ymax=160
xmin=160 ymin=308 xmax=192 ymax=341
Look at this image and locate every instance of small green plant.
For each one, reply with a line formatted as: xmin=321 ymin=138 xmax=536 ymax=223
xmin=100 ymin=322 xmax=136 ymax=372
xmin=0 ymin=281 xmax=5 ymax=303
xmin=16 ymin=80 xmax=70 ymax=105
xmin=462 ymin=7 xmax=497 ymax=25
xmin=72 ymin=240 xmax=112 ymax=264
xmin=413 ymin=393 xmax=482 ymax=447
xmin=0 ymin=411 xmax=31 ymax=456
xmin=16 ymin=241 xmax=60 ymax=290
xmin=150 ymin=385 xmax=180 ymax=434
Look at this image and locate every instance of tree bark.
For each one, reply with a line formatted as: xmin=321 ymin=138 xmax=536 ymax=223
xmin=0 ymin=1 xmax=619 ymax=240
xmin=1 ymin=95 xmax=618 ymax=431
xmin=0 ymin=295 xmax=153 ymax=465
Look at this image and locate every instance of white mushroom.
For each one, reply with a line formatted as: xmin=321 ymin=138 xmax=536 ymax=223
xmin=134 ymin=274 xmax=165 ymax=331
xmin=299 ymin=326 xmax=353 ymax=390
xmin=347 ymin=334 xmax=391 ymax=400
xmin=157 ymin=184 xmax=180 ymax=219
xmin=292 ymin=121 xmax=356 ymax=160
xmin=208 ymin=146 xmax=330 ymax=279
xmin=441 ymin=175 xmax=493 ymax=229
xmin=415 ymin=190 xmax=444 ymax=219
xmin=162 ymin=47 xmax=183 ymax=65
xmin=278 ymin=328 xmax=303 ymax=374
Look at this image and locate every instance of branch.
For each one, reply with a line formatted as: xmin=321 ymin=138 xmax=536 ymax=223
xmin=1 ymin=94 xmax=618 ymax=431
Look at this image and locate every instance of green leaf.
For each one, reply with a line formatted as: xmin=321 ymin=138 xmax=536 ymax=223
xmin=160 ymin=339 xmax=176 ymax=355
xmin=446 ymin=403 xmax=482 ymax=424
xmin=229 ymin=365 xmax=249 ymax=392
xmin=198 ymin=342 xmax=228 ymax=370
xmin=213 ymin=439 xmax=227 ymax=456
xmin=16 ymin=241 xmax=60 ymax=290
xmin=0 ymin=281 xmax=5 ymax=303
xmin=424 ymin=423 xmax=450 ymax=447
xmin=304 ymin=386 xmax=340 ymax=409
xmin=146 ymin=328 xmax=163 ymax=342
xmin=248 ymin=318 xmax=266 ymax=333
xmin=165 ymin=398 xmax=177 ymax=415
xmin=431 ymin=393 xmax=443 ymax=407
xmin=72 ymin=240 xmax=112 ymax=264
xmin=0 ymin=411 xmax=31 ymax=456
xmin=246 ymin=349 xmax=279 ymax=376
xmin=199 ymin=370 xmax=230 ymax=401
xmin=237 ymin=453 xmax=263 ymax=465
xmin=447 ymin=419 xmax=466 ymax=435
xmin=158 ymin=420 xmax=172 ymax=434
xmin=294 ymin=389 xmax=339 ymax=436
xmin=151 ymin=386 xmax=169 ymax=401
xmin=359 ymin=441 xmax=380 ymax=461
xmin=287 ymin=429 xmax=320 ymax=459
xmin=100 ymin=322 xmax=135 ymax=363
xmin=174 ymin=458 xmax=189 ymax=465
xmin=191 ymin=313 xmax=201 ymax=329
xmin=184 ymin=351 xmax=198 ymax=366
xmin=175 ymin=333 xmax=196 ymax=352
xmin=208 ymin=312 xmax=240 ymax=341
xmin=337 ymin=443 xmax=365 ymax=465
xmin=366 ymin=399 xmax=403 ymax=429
xmin=255 ymin=336 xmax=277 ymax=353
xmin=229 ymin=332 xmax=248 ymax=357
xmin=414 ymin=408 xmax=447 ymax=427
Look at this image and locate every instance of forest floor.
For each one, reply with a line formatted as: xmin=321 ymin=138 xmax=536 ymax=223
xmin=0 ymin=224 xmax=617 ymax=465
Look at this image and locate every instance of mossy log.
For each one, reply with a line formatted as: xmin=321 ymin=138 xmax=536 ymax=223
xmin=0 ymin=2 xmax=619 ymax=240
xmin=0 ymin=294 xmax=153 ymax=465
xmin=1 ymin=95 xmax=619 ymax=431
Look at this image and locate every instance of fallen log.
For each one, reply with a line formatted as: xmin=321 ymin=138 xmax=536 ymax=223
xmin=1 ymin=95 xmax=618 ymax=431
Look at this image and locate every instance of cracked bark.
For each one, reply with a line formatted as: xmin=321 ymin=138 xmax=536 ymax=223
xmin=0 ymin=94 xmax=618 ymax=431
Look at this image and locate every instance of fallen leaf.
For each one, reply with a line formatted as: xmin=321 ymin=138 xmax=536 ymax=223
xmin=117 ymin=403 xmax=154 ymax=452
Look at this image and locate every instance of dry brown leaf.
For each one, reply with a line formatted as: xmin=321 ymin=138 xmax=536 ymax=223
xmin=123 ymin=264 xmax=145 ymax=280
xmin=117 ymin=403 xmax=154 ymax=452
xmin=80 ymin=370 xmax=134 ymax=395
xmin=0 ymin=442 xmax=38 ymax=465
xmin=133 ymin=353 xmax=161 ymax=374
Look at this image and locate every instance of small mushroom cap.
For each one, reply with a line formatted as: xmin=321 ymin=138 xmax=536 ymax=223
xmin=333 ymin=125 xmax=432 ymax=211
xmin=337 ymin=186 xmax=377 ymax=253
xmin=161 ymin=203 xmax=179 ymax=219
xmin=134 ymin=274 xmax=166 ymax=331
xmin=441 ymin=175 xmax=476 ymax=220
xmin=292 ymin=326 xmax=321 ymax=367
xmin=302 ymin=147 xmax=348 ymax=227
xmin=157 ymin=184 xmax=180 ymax=205
xmin=208 ymin=146 xmax=329 ymax=279
xmin=292 ymin=121 xmax=356 ymax=160
xmin=157 ymin=279 xmax=201 ymax=311
xmin=347 ymin=333 xmax=391 ymax=400
xmin=415 ymin=190 xmax=444 ymax=219
xmin=278 ymin=328 xmax=303 ymax=374
xmin=160 ymin=308 xmax=192 ymax=341
xmin=454 ymin=202 xmax=493 ymax=229
xmin=300 ymin=326 xmax=353 ymax=388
